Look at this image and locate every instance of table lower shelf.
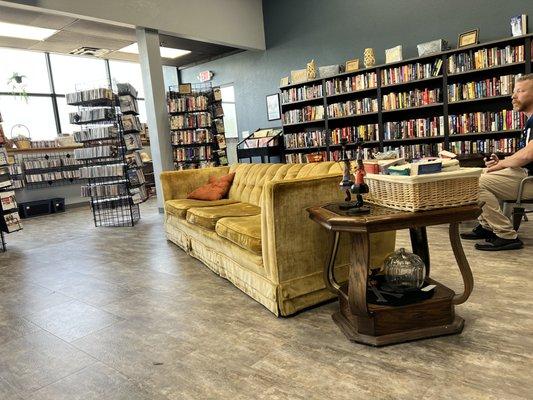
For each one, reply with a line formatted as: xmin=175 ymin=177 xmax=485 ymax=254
xmin=335 ymin=278 xmax=463 ymax=346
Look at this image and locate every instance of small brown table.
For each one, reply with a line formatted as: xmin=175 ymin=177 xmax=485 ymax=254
xmin=307 ymin=202 xmax=482 ymax=346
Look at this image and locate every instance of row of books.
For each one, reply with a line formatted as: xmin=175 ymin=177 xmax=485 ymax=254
xmin=324 ymin=72 xmax=377 ymax=96
xmin=169 ymin=113 xmax=212 ymax=130
xmin=73 ymin=126 xmax=118 ymax=142
xmin=448 ymin=110 xmax=525 ymax=134
xmin=447 ymin=75 xmax=516 ymax=102
xmin=450 ymin=138 xmax=518 ymax=155
xmin=175 ymin=161 xmax=217 ymax=171
xmin=69 ymin=108 xmax=115 ymax=124
xmin=167 ymin=95 xmax=209 ymax=113
xmin=171 ymin=129 xmax=212 ymax=145
xmin=383 ymin=116 xmax=445 ymax=140
xmin=81 ymin=182 xmax=127 ymax=198
xmin=173 ymin=146 xmax=213 ymax=162
xmin=330 ymin=124 xmax=379 ymax=144
xmin=447 ymin=45 xmax=524 ymax=74
xmin=281 ymin=84 xmax=323 ymax=104
xmin=79 ymin=164 xmax=124 ymax=179
xmin=380 ymin=59 xmax=443 ymax=86
xmin=284 ymin=151 xmax=327 ymax=163
xmin=66 ymin=88 xmax=114 ymax=105
xmin=0 ymin=148 xmax=7 ymax=166
xmin=23 ymin=158 xmax=81 ymax=170
xmin=9 ymin=180 xmax=24 ymax=189
xmin=282 ymin=105 xmax=325 ymax=124
xmin=25 ymin=170 xmax=80 ymax=183
xmin=383 ymin=143 xmax=443 ymax=160
xmin=327 ymin=98 xmax=378 ymax=118
xmin=284 ymin=130 xmax=326 ymax=149
xmin=382 ymin=88 xmax=441 ymax=110
xmin=74 ymin=146 xmax=116 ymax=160
xmin=7 ymin=164 xmax=22 ymax=175
xmin=330 ymin=148 xmax=374 ymax=161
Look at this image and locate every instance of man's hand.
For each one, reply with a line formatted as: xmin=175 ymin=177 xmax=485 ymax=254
xmin=484 ymin=153 xmax=499 ymax=168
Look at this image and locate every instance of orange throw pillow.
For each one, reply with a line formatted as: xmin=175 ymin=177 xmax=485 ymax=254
xmin=187 ymin=172 xmax=236 ymax=201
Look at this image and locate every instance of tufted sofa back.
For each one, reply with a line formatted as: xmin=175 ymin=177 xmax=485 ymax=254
xmin=227 ymin=162 xmax=342 ymax=207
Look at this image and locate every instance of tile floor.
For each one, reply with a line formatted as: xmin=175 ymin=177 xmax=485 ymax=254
xmin=0 ymin=199 xmax=532 ymax=399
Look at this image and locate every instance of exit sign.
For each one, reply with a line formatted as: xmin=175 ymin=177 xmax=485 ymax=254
xmin=197 ymin=70 xmax=213 ymax=82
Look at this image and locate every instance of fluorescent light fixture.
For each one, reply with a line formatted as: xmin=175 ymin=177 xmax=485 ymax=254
xmin=118 ymin=43 xmax=191 ymax=59
xmin=0 ymin=21 xmax=57 ymax=41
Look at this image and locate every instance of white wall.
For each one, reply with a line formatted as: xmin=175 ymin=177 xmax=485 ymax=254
xmin=1 ymin=0 xmax=266 ymax=50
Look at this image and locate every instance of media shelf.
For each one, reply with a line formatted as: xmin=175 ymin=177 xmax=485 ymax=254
xmin=279 ymin=33 xmax=532 ymax=163
xmin=167 ymin=83 xmax=228 ymax=170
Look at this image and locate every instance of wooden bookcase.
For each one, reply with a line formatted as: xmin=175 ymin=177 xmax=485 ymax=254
xmin=280 ymin=34 xmax=532 ymax=163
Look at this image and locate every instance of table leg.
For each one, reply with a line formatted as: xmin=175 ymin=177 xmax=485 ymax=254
xmin=449 ymin=222 xmax=474 ymax=305
xmin=324 ymin=231 xmax=348 ymax=302
xmin=409 ymin=227 xmax=430 ymax=276
xmin=348 ymin=232 xmax=370 ymax=316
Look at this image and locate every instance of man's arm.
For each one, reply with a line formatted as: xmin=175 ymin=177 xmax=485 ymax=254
xmin=486 ymin=140 xmax=533 ymax=172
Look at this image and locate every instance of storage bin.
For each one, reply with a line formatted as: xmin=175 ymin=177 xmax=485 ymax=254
xmin=363 ymin=168 xmax=482 ymax=211
xmin=18 ymin=199 xmax=52 ymax=218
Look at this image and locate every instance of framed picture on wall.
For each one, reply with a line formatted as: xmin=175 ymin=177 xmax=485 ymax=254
xmin=266 ymin=93 xmax=281 ymax=121
xmin=458 ymin=29 xmax=479 ymax=48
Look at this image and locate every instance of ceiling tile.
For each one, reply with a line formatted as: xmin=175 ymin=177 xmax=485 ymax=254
xmin=63 ymin=20 xmax=136 ymax=42
xmin=0 ymin=5 xmax=75 ymax=29
xmin=29 ymin=30 xmax=132 ymax=53
xmin=0 ymin=36 xmax=37 ymax=50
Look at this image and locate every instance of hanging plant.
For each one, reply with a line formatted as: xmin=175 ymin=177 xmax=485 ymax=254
xmin=7 ymin=72 xmax=28 ymax=102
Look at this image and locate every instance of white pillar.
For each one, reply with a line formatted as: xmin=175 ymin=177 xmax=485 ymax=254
xmin=136 ymin=27 xmax=173 ymax=211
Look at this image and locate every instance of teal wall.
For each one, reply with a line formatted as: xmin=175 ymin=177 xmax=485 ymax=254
xmin=180 ymin=0 xmax=533 ymax=139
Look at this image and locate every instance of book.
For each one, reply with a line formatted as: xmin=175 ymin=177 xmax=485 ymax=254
xmin=0 ymin=190 xmax=17 ymax=211
xmin=123 ymin=133 xmax=142 ymax=151
xmin=511 ymin=14 xmax=527 ymax=36
xmin=2 ymin=211 xmax=22 ymax=233
xmin=0 ymin=147 xmax=8 ymax=165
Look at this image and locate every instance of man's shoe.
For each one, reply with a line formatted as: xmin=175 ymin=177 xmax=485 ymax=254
xmin=460 ymin=224 xmax=496 ymax=240
xmin=475 ymin=237 xmax=523 ymax=251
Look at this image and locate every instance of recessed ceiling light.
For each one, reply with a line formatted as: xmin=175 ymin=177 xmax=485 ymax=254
xmin=0 ymin=21 xmax=57 ymax=41
xmin=118 ymin=43 xmax=191 ymax=59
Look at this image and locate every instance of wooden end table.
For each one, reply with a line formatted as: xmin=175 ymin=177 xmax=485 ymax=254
xmin=307 ymin=202 xmax=482 ymax=347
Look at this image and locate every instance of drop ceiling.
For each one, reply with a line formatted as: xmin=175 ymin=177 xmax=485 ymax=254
xmin=0 ymin=4 xmax=240 ymax=67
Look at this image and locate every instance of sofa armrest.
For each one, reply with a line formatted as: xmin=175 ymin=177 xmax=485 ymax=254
xmin=261 ymin=174 xmax=395 ymax=284
xmin=160 ymin=166 xmax=230 ymax=202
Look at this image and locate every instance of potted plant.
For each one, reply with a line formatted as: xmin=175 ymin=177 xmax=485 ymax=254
xmin=7 ymin=72 xmax=28 ymax=102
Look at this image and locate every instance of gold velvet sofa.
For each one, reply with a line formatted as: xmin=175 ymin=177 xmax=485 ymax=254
xmin=161 ymin=162 xmax=395 ymax=316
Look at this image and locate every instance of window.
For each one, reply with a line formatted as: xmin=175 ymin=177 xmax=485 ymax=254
xmin=163 ymin=65 xmax=179 ymax=90
xmin=0 ymin=48 xmax=50 ymax=93
xmin=109 ymin=60 xmax=145 ymax=98
xmin=50 ymin=53 xmax=107 ymax=94
xmin=220 ymin=85 xmax=238 ymax=138
xmin=0 ymin=95 xmax=57 ymax=141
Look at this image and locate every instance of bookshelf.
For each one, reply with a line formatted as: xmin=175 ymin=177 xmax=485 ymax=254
xmin=280 ymin=34 xmax=532 ymax=163
xmin=67 ymin=83 xmax=147 ymax=227
xmin=0 ymin=110 xmax=23 ymax=251
xmin=167 ymin=83 xmax=228 ymax=170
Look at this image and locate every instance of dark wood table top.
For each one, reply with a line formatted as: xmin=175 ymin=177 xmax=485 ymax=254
xmin=307 ymin=202 xmax=483 ymax=233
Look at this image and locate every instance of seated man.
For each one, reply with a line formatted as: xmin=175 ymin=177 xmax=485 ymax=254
xmin=461 ymin=74 xmax=533 ymax=251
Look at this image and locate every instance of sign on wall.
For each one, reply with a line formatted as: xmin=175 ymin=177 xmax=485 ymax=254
xmin=197 ymin=70 xmax=213 ymax=82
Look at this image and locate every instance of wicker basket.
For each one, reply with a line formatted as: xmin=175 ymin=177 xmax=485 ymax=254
xmin=14 ymin=139 xmax=31 ymax=149
xmin=363 ymin=168 xmax=482 ymax=211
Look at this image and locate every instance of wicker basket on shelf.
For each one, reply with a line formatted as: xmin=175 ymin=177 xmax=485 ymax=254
xmin=363 ymin=168 xmax=482 ymax=212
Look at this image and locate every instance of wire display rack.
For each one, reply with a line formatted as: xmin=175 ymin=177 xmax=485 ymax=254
xmin=67 ymin=82 xmax=147 ymax=227
xmin=0 ymin=109 xmax=23 ymax=251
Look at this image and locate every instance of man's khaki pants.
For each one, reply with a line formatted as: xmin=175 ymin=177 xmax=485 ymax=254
xmin=478 ymin=167 xmax=533 ymax=239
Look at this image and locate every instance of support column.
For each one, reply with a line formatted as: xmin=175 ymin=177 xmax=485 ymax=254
xmin=136 ymin=27 xmax=173 ymax=211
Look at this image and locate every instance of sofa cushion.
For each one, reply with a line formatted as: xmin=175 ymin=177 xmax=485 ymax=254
xmin=165 ymin=198 xmax=238 ymax=219
xmin=216 ymin=215 xmax=262 ymax=254
xmin=187 ymin=202 xmax=261 ymax=230
xmin=187 ymin=172 xmax=236 ymax=200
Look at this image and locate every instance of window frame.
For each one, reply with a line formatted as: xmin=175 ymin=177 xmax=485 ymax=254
xmin=0 ymin=48 xmax=177 ymax=138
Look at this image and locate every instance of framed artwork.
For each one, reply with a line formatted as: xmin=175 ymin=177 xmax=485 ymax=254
xmin=266 ymin=93 xmax=281 ymax=121
xmin=458 ymin=29 xmax=479 ymax=48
